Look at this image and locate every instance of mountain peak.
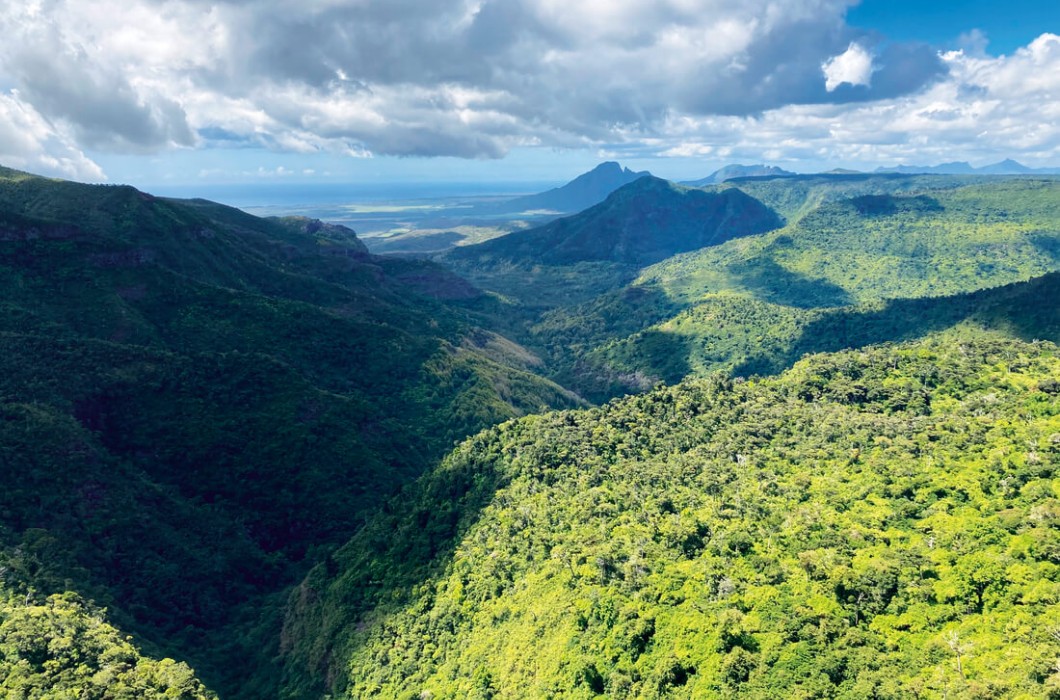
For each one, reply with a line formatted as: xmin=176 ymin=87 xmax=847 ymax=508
xmin=682 ymin=164 xmax=795 ymax=187
xmin=453 ymin=176 xmax=781 ymax=266
xmin=492 ymin=161 xmax=651 ymax=214
xmin=590 ymin=161 xmax=627 ymax=174
xmin=979 ymin=158 xmax=1033 ymax=174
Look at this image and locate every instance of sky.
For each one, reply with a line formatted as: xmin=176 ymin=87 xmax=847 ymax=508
xmin=0 ymin=0 xmax=1057 ymax=192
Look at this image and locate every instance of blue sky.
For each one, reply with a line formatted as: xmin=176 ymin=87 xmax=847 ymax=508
xmin=0 ymin=1 xmax=1057 ymax=193
xmin=847 ymin=0 xmax=1056 ymax=54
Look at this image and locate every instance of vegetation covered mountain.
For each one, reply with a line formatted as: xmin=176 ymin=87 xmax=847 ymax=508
xmin=707 ymin=172 xmax=988 ymax=224
xmin=490 ymin=162 xmax=652 ymax=215
xmin=280 ymin=333 xmax=1060 ymax=699
xmin=361 ymin=162 xmax=652 ymax=257
xmin=646 ymin=179 xmax=1060 ymax=307
xmin=681 ymin=164 xmax=795 ymax=187
xmin=527 ymin=177 xmax=1060 ymax=399
xmin=6 ymin=162 xmax=1060 ymax=700
xmin=451 ymin=176 xmax=782 ymax=267
xmin=587 ymin=271 xmax=1060 ymax=391
xmin=0 ymin=588 xmax=215 ymax=699
xmin=0 ymin=165 xmax=580 ymax=696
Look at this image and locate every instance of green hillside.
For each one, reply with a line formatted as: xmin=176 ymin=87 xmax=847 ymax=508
xmin=450 ymin=176 xmax=781 ymax=267
xmin=713 ymin=172 xmax=987 ymax=224
xmin=281 ymin=334 xmax=1060 ymax=699
xmin=443 ymin=177 xmax=782 ymax=309
xmin=579 ymin=271 xmax=1060 ymax=395
xmin=642 ymin=179 xmax=1060 ymax=307
xmin=531 ymin=178 xmax=1060 ymax=399
xmin=6 ymin=165 xmax=1060 ymax=699
xmin=0 ymin=166 xmax=580 ymax=697
xmin=0 ymin=587 xmax=215 ymax=699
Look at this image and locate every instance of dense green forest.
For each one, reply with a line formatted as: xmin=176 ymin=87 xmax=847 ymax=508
xmin=3 ymin=166 xmax=1060 ymax=698
xmin=580 ymin=271 xmax=1060 ymax=397
xmin=711 ymin=173 xmax=988 ymax=224
xmin=0 ymin=587 xmax=215 ymax=699
xmin=281 ymin=333 xmax=1060 ymax=699
xmin=483 ymin=177 xmax=1060 ymax=400
xmin=0 ymin=166 xmax=579 ymax=697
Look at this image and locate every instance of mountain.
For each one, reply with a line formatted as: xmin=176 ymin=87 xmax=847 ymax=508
xmin=0 ymin=164 xmax=581 ymax=697
xmin=524 ymin=177 xmax=1060 ymax=399
xmin=9 ymin=162 xmax=1060 ymax=700
xmin=876 ymin=161 xmax=977 ymax=175
xmin=450 ymin=176 xmax=782 ymax=267
xmin=638 ymin=179 xmax=1060 ymax=308
xmin=876 ymin=159 xmax=1060 ymax=175
xmin=360 ymin=162 xmax=653 ymax=257
xmin=713 ymin=172 xmax=986 ymax=223
xmin=681 ymin=163 xmax=796 ymax=186
xmin=978 ymin=158 xmax=1036 ymax=175
xmin=585 ymin=270 xmax=1060 ymax=391
xmin=0 ymin=592 xmax=215 ymax=698
xmin=490 ymin=161 xmax=651 ymax=214
xmin=279 ymin=333 xmax=1060 ymax=699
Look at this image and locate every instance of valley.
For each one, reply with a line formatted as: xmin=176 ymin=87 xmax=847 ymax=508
xmin=1 ymin=163 xmax=1058 ymax=699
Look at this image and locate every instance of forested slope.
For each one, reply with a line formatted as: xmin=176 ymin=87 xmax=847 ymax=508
xmin=580 ymin=271 xmax=1060 ymax=395
xmin=450 ymin=176 xmax=781 ymax=267
xmin=6 ymin=165 xmax=1060 ymax=699
xmin=282 ymin=334 xmax=1060 ymax=699
xmin=0 ymin=588 xmax=215 ymax=699
xmin=530 ymin=178 xmax=1060 ymax=399
xmin=443 ymin=176 xmax=782 ymax=309
xmin=712 ymin=172 xmax=985 ymax=223
xmin=0 ymin=165 xmax=580 ymax=697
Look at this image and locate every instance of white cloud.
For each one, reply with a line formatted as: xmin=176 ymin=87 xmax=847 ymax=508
xmin=822 ymin=42 xmax=874 ymax=91
xmin=660 ymin=33 xmax=1060 ymax=169
xmin=0 ymin=90 xmax=106 ymax=180
xmin=0 ymin=1 xmax=1056 ymax=175
xmin=0 ymin=0 xmax=925 ymax=164
xmin=0 ymin=2 xmax=195 ymax=153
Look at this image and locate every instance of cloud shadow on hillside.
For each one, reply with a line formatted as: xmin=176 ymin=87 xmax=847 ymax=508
xmin=729 ymin=256 xmax=854 ymax=308
xmin=734 ymin=272 xmax=1060 ymax=377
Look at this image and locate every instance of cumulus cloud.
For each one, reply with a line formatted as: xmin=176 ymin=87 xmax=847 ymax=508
xmin=0 ymin=0 xmax=1055 ymax=172
xmin=0 ymin=2 xmax=195 ymax=153
xmin=823 ymin=43 xmax=874 ymax=91
xmin=659 ymin=33 xmax=1060 ymax=168
xmin=0 ymin=90 xmax=106 ymax=180
xmin=0 ymin=0 xmax=946 ymax=164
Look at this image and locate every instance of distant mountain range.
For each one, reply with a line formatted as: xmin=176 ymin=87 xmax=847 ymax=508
xmin=678 ymin=159 xmax=1060 ymax=184
xmin=875 ymin=158 xmax=1060 ymax=175
xmin=451 ymin=175 xmax=782 ymax=266
xmin=681 ymin=163 xmax=796 ymax=186
xmin=489 ymin=161 xmax=651 ymax=214
xmin=365 ymin=159 xmax=1060 ymax=255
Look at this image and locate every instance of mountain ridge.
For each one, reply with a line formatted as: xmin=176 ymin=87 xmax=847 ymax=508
xmin=0 ymin=163 xmax=582 ymax=698
xmin=450 ymin=176 xmax=783 ymax=267
xmin=280 ymin=332 xmax=1060 ymax=699
xmin=488 ymin=161 xmax=652 ymax=214
xmin=681 ymin=163 xmax=797 ymax=186
xmin=875 ymin=158 xmax=1060 ymax=175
